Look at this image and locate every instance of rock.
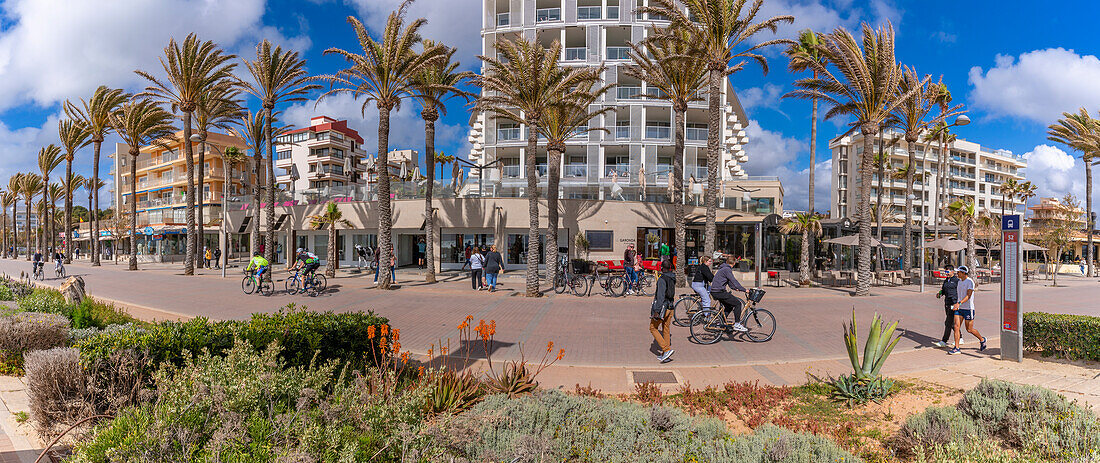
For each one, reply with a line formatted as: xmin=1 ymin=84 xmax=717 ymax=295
xmin=59 ymin=276 xmax=86 ymax=304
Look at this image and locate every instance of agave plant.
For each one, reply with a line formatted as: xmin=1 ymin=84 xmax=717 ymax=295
xmin=485 ymin=360 xmax=538 ymax=398
xmin=426 ymin=369 xmax=484 ymax=414
xmin=832 ymin=310 xmax=902 ymax=405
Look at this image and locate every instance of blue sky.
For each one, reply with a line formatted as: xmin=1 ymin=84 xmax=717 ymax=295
xmin=1 ymin=0 xmax=1099 ymax=213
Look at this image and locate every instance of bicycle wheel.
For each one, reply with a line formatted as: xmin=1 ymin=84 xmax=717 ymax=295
xmin=312 ymin=274 xmax=327 ymax=293
xmin=606 ymin=275 xmax=626 ymax=297
xmin=743 ymin=308 xmax=776 ymax=343
xmin=568 ymin=276 xmax=588 ymax=296
xmin=284 ymin=275 xmax=298 ymax=294
xmin=635 ymin=275 xmax=654 ymax=296
xmin=689 ymin=310 xmax=727 ymax=345
xmin=554 ymin=274 xmax=567 ymax=294
xmin=242 ymin=276 xmax=257 ymax=295
xmin=258 ymin=279 xmax=274 ymax=296
xmin=56 ymin=267 xmax=65 ymax=278
xmin=673 ymin=296 xmax=700 ymax=327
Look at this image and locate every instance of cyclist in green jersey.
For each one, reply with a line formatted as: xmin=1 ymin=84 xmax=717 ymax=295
xmin=246 ymin=253 xmax=270 ymax=281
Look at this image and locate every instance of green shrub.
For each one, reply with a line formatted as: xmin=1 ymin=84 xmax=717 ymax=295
xmin=73 ymin=298 xmax=140 ymax=329
xmin=1022 ymin=312 xmax=1100 ymax=361
xmin=0 ymin=284 xmax=13 ymax=301
xmin=895 ymin=406 xmax=982 ymax=457
xmin=915 ymin=438 xmax=1043 ymax=463
xmin=437 ymin=390 xmax=860 ymax=463
xmin=17 ymin=288 xmax=70 ymax=316
xmin=958 ymin=379 xmax=1100 ymax=459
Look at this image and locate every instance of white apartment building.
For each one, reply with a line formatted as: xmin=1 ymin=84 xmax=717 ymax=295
xmin=274 ymin=116 xmax=368 ymax=193
xmin=466 ymin=0 xmax=765 ymax=209
xmin=829 ymin=129 xmax=1028 ymax=226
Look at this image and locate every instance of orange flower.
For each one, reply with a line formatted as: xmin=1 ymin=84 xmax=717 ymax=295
xmin=401 ymin=352 xmax=410 ymax=364
xmin=393 ymin=341 xmax=401 ymax=353
xmin=557 ymin=349 xmax=565 ymax=361
xmin=466 ymin=315 xmax=474 ymax=322
xmin=489 ymin=320 xmax=497 ymax=336
xmin=380 ymin=325 xmax=389 ymax=337
xmin=392 ymin=328 xmax=400 ymax=340
xmin=546 ymin=341 xmax=554 ymax=353
xmin=367 ymin=325 xmax=376 ymax=339
xmin=418 ymin=366 xmax=425 ymax=377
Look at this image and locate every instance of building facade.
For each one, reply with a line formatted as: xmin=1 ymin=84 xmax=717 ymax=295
xmin=274 ymin=116 xmax=368 ymax=193
xmin=110 ymin=130 xmax=252 ymax=258
xmin=830 ymin=130 xmax=1028 ymax=225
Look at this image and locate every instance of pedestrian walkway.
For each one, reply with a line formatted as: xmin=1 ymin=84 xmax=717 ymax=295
xmin=0 ymin=377 xmax=44 ymax=463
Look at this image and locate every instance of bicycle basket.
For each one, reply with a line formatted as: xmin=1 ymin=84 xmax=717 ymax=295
xmin=747 ymin=288 xmax=766 ymax=303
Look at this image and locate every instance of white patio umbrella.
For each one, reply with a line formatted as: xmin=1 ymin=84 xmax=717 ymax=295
xmin=824 ymin=234 xmax=898 ymax=249
xmin=925 ymin=237 xmax=981 ymax=252
xmin=990 ymin=241 xmax=1045 ymax=251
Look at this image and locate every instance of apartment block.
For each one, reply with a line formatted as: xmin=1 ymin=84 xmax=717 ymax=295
xmin=274 ymin=116 xmax=368 ymax=192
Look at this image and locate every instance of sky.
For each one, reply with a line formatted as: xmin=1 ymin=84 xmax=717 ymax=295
xmin=1 ymin=0 xmax=1099 ymax=214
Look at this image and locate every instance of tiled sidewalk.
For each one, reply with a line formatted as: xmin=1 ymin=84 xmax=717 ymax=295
xmin=0 ymin=377 xmax=44 ymax=463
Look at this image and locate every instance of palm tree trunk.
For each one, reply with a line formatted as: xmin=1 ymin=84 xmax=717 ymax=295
xmin=197 ymin=137 xmax=207 ymax=268
xmin=64 ymin=159 xmax=73 ymax=264
xmin=875 ymin=143 xmax=885 ymax=271
xmin=129 ymin=153 xmax=139 ymax=271
xmin=933 ymin=140 xmax=942 ymax=238
xmin=182 ymin=111 xmax=196 ymax=275
xmin=545 ymin=146 xmax=563 ymax=287
xmin=24 ymin=198 xmax=31 ymax=261
xmin=673 ymin=106 xmax=687 ymax=287
xmin=42 ymin=174 xmax=50 ymax=262
xmin=1086 ymin=161 xmax=1094 ymax=278
xmin=903 ymin=142 xmax=915 ymax=275
xmin=703 ymin=69 xmax=722 ymax=258
xmin=251 ymin=153 xmax=262 ymax=257
xmin=377 ymin=107 xmax=394 ymax=289
xmin=423 ymin=114 xmax=437 ymax=283
xmin=806 ymin=87 xmax=818 ymax=278
xmin=327 ymin=224 xmax=337 ymax=278
xmin=91 ymin=141 xmax=102 ymax=266
xmin=264 ymin=107 xmax=276 ymax=266
xmin=524 ymin=118 xmax=541 ymax=297
xmin=967 ymin=219 xmax=977 ymax=271
xmin=856 ymin=126 xmax=876 ymax=296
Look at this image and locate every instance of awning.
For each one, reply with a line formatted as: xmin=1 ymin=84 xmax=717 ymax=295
xmin=824 ymin=234 xmax=898 ymax=249
xmin=686 ymin=213 xmax=765 ymax=226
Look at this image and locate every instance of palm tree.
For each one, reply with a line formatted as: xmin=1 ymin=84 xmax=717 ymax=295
xmin=1 ymin=189 xmax=14 ymax=258
xmin=947 ymin=199 xmax=979 ymax=271
xmin=136 ymin=33 xmax=236 ymax=275
xmin=221 ymin=146 xmax=248 ymax=266
xmin=642 ymin=0 xmax=792 ymax=258
xmin=780 ymin=212 xmax=823 ymax=284
xmin=7 ymin=175 xmax=22 ymax=258
xmin=318 ymin=6 xmax=444 ymax=290
xmin=785 ymin=30 xmax=827 ymax=217
xmin=110 ymin=98 xmax=177 ymax=271
xmin=788 ymin=23 xmax=915 ymax=296
xmin=86 ymin=177 xmax=106 ymax=256
xmin=534 ymin=79 xmax=610 ymax=288
xmin=1000 ymin=178 xmax=1020 ymax=216
xmin=1016 ymin=181 xmax=1038 ymax=210
xmin=65 ymin=86 xmax=128 ymax=267
xmin=309 ymin=201 xmax=352 ymax=278
xmin=1047 ymin=108 xmax=1098 ymax=278
xmin=64 ymin=172 xmax=86 ymax=255
xmin=232 ymin=111 xmax=289 ymax=256
xmin=239 ymin=39 xmax=320 ymax=265
xmin=46 ymin=183 xmax=64 ymax=256
xmin=409 ymin=40 xmax=474 ymax=284
xmin=925 ymin=82 xmax=957 ymax=236
xmin=18 ymin=173 xmax=43 ymax=260
xmin=625 ymin=28 xmax=706 ymax=286
xmin=37 ymin=145 xmax=63 ymax=261
xmin=57 ymin=119 xmax=91 ymax=263
xmin=476 ymin=37 xmax=595 ymax=296
xmin=193 ymin=87 xmax=245 ymax=265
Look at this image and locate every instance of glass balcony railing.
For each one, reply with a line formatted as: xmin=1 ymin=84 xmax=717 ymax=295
xmin=617 ymin=86 xmax=642 ymax=100
xmin=694 ymin=167 xmax=709 ymax=179
xmin=615 ymin=126 xmax=630 ymax=139
xmin=686 ymin=127 xmax=707 ymax=141
xmin=535 ymin=8 xmax=560 ymax=22
xmin=577 ymin=6 xmax=601 ymax=19
xmin=606 ymin=46 xmax=630 ymax=60
xmin=646 ymin=87 xmax=667 ymax=99
xmin=535 ymin=164 xmax=548 ymax=176
xmin=605 ymin=164 xmax=630 ymax=177
xmin=645 ymin=125 xmax=671 ymax=139
xmin=564 ymin=165 xmax=587 ymax=177
xmin=502 ymin=165 xmax=521 ymax=178
xmin=497 ymin=128 xmax=521 ymax=141
xmin=496 ymin=12 xmax=509 ymax=26
xmin=564 ymin=47 xmax=586 ymax=61
xmin=571 ymin=126 xmax=588 ymax=138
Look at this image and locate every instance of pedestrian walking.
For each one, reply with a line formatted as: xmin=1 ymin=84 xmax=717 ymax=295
xmin=203 ymin=247 xmax=212 ymax=268
xmin=213 ymin=248 xmax=222 ymax=269
xmin=651 ymin=259 xmax=677 ymax=363
xmin=372 ymin=245 xmax=381 ymax=280
xmin=624 ymin=243 xmax=638 ymax=294
xmin=470 ymin=246 xmax=485 ymax=290
xmin=461 ymin=243 xmax=473 ymax=270
xmin=691 ymin=255 xmax=714 ymax=309
xmin=355 ymin=244 xmax=367 ymax=270
xmin=949 ymin=265 xmax=987 ymax=355
xmin=417 ymin=238 xmax=426 ymax=269
xmin=483 ymin=244 xmax=504 ymax=292
xmin=934 ymin=264 xmax=959 ymax=348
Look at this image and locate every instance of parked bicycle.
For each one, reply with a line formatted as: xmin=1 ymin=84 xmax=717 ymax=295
xmin=689 ymin=288 xmax=775 ymax=344
xmin=586 ymin=266 xmax=625 ymax=297
xmin=554 ymin=259 xmax=588 ymax=296
xmin=242 ymin=269 xmax=274 ymax=296
xmin=672 ymin=292 xmax=708 ymax=327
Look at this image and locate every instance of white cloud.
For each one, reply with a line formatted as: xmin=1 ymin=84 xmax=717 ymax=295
xmin=344 ymin=0 xmax=482 ymax=70
xmin=742 ymin=119 xmax=805 ymax=175
xmin=738 ymin=84 xmax=785 ymax=114
xmin=1021 ymin=144 xmax=1087 ymax=203
xmin=0 ymin=114 xmax=61 ymax=183
xmin=968 ymin=48 xmax=1100 ymax=124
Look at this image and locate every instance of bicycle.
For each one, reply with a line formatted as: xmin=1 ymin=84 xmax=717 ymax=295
xmin=242 ymin=269 xmax=274 ymax=296
xmin=32 ymin=264 xmax=43 ymax=281
xmin=54 ymin=263 xmax=65 ymax=279
xmin=689 ymin=288 xmax=776 ymax=344
xmin=554 ymin=260 xmax=588 ymax=296
xmin=287 ymin=268 xmax=327 ymax=296
xmin=672 ymin=292 xmax=709 ymax=327
xmin=586 ymin=267 xmax=625 ymax=297
xmin=623 ymin=271 xmax=653 ymax=296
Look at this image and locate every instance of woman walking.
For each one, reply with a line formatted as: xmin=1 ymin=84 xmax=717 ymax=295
xmin=470 ymin=245 xmax=485 ymax=290
xmin=691 ymin=255 xmax=714 ymax=310
xmin=949 ymin=265 xmax=987 ymax=355
xmin=483 ymin=244 xmax=504 ymax=292
xmin=651 ymin=259 xmax=677 ymax=363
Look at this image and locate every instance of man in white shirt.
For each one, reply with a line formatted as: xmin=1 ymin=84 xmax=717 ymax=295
xmin=949 ymin=266 xmax=987 ymax=355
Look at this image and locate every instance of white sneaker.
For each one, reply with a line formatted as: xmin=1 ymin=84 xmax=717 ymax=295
xmin=959 ymin=339 xmax=965 ymax=345
xmin=659 ymin=349 xmax=674 ymax=363
xmin=933 ymin=341 xmax=948 ymax=348
xmin=731 ymin=323 xmax=748 ymax=332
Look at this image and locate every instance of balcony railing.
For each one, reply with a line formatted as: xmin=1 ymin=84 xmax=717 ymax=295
xmin=577 ymin=6 xmax=601 ymax=19
xmin=615 ymin=126 xmax=630 ymax=139
xmin=535 ymin=8 xmax=560 ymax=22
xmin=497 ymin=127 xmax=522 ymax=141
xmin=606 ymin=46 xmax=630 ymax=60
xmin=694 ymin=167 xmax=709 ymax=179
xmin=564 ymin=165 xmax=587 ymax=178
xmin=645 ymin=125 xmax=671 ymax=139
xmin=617 ymin=86 xmax=642 ymax=100
xmin=564 ymin=47 xmax=586 ymax=61
xmin=686 ymin=127 xmax=707 ymax=141
xmin=571 ymin=126 xmax=588 ymax=138
xmin=605 ymin=164 xmax=630 ymax=177
xmin=502 ymin=165 xmax=521 ymax=178
xmin=496 ymin=12 xmax=509 ymax=26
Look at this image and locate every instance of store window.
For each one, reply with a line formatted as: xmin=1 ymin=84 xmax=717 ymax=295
xmin=507 ymin=233 xmax=545 ymax=264
xmin=441 ymin=233 xmax=495 ymax=263
xmin=314 ymin=234 xmax=328 ymax=260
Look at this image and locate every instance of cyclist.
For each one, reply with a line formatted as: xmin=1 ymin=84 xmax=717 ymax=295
xmin=32 ymin=249 xmax=43 ymax=276
xmin=245 ymin=252 xmax=270 ymax=283
xmin=53 ymin=250 xmax=64 ymax=276
xmin=294 ymin=248 xmax=321 ymax=281
xmin=691 ymin=255 xmax=714 ymax=309
xmin=709 ymin=254 xmax=750 ymax=332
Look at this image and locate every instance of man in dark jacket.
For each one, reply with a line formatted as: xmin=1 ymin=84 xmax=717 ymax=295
xmin=710 ymin=254 xmax=750 ymax=332
xmin=651 ymin=259 xmax=677 ymax=363
xmin=934 ymin=265 xmax=958 ymax=348
xmin=483 ymin=244 xmax=505 ymax=292
xmin=624 ymin=244 xmax=638 ymax=294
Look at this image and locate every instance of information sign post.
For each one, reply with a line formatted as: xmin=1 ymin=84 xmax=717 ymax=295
xmin=1001 ymin=215 xmax=1023 ymax=362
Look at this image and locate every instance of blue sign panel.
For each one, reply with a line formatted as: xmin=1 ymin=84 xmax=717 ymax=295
xmin=1001 ymin=214 xmax=1020 ymax=231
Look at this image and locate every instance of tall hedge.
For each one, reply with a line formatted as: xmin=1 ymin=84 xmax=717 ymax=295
xmin=1022 ymin=312 xmax=1100 ymax=361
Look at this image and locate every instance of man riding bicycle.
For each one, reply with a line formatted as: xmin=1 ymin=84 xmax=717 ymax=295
xmin=709 ymin=254 xmax=750 ymax=332
xmin=246 ymin=252 xmax=270 ymax=282
xmin=292 ymin=248 xmax=321 ymax=280
xmin=32 ymin=249 xmax=43 ymax=276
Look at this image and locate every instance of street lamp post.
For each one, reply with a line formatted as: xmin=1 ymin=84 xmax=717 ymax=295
xmin=910 ymin=193 xmax=924 ymax=293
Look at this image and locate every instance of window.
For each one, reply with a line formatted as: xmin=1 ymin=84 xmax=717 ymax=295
xmin=507 ymin=234 xmax=544 ymax=264
xmin=586 ymin=231 xmax=613 ymax=251
xmin=277 ymin=150 xmax=292 ymax=160
xmin=441 ymin=234 xmax=495 ymax=264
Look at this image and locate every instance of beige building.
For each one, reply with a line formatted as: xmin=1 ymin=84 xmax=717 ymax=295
xmin=274 ymin=116 xmax=368 ymax=193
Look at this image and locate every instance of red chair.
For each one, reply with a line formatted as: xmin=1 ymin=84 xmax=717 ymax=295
xmin=641 ymin=260 xmax=660 ymax=272
xmin=605 ymin=260 xmax=624 ymax=271
xmin=931 ymin=270 xmax=947 ymax=279
xmin=767 ymin=270 xmax=782 ymax=287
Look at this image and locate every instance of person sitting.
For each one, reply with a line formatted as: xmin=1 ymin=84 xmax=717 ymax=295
xmin=32 ymin=250 xmax=43 ymax=275
xmin=709 ymin=254 xmax=750 ymax=332
xmin=245 ymin=252 xmax=270 ymax=282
